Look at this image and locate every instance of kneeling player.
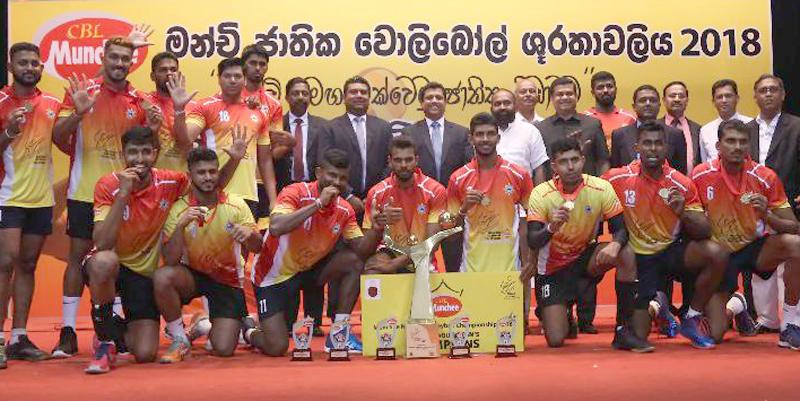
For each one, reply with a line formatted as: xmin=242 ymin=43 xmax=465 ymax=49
xmin=526 ymin=138 xmax=650 ymax=351
xmin=245 ymin=149 xmax=385 ymax=356
xmin=154 ymin=148 xmax=261 ymax=363
xmin=603 ymin=122 xmax=728 ymax=349
xmin=692 ymin=120 xmax=800 ymax=348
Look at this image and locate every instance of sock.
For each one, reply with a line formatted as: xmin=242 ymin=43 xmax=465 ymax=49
xmin=166 ymin=318 xmax=188 ymax=342
xmin=684 ymin=307 xmax=703 ymax=319
xmin=62 ymin=296 xmax=80 ymax=329
xmin=615 ymin=281 xmax=636 ymax=328
xmin=334 ymin=314 xmax=350 ymax=323
xmin=9 ymin=328 xmax=27 ymax=345
xmin=91 ymin=302 xmax=120 ymax=343
xmin=726 ymin=295 xmax=745 ymax=315
xmin=112 ymin=296 xmax=124 ymax=318
xmin=782 ymin=302 xmax=799 ymax=327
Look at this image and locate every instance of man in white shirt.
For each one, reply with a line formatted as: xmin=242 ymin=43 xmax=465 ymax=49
xmin=515 ymin=79 xmax=545 ymax=125
xmin=698 ymin=79 xmax=753 ymax=162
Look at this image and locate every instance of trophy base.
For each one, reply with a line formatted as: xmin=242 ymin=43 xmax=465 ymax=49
xmin=328 ymin=349 xmax=350 ymax=361
xmin=406 ymin=322 xmax=440 ymax=359
xmin=376 ymin=347 xmax=396 ymax=360
xmin=449 ymin=346 xmax=471 ymax=359
xmin=291 ymin=349 xmax=313 ymax=361
xmin=495 ymin=345 xmax=517 ymax=358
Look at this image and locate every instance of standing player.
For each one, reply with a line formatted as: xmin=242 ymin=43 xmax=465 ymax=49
xmin=526 ymin=137 xmax=650 ymax=352
xmin=0 ymin=43 xmax=62 ymax=366
xmin=51 ymin=37 xmax=161 ymax=358
xmin=155 ymin=148 xmax=261 ymax=363
xmin=692 ymin=119 xmax=800 ymax=348
xmin=245 ymin=149 xmax=385 ymax=356
xmin=362 ymin=135 xmax=446 ymax=274
xmin=602 ymin=122 xmax=729 ymax=349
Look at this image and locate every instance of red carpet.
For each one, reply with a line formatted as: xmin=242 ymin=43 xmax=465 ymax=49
xmin=2 ymin=312 xmax=795 ymax=401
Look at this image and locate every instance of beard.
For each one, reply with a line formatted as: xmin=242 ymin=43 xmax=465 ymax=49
xmin=13 ymin=71 xmax=41 ymax=87
xmin=493 ymin=109 xmax=515 ymax=126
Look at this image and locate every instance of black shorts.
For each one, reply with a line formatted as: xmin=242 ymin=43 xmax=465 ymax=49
xmin=635 ymin=241 xmax=693 ymax=309
xmin=116 ymin=265 xmax=159 ymax=322
xmin=256 ymin=183 xmax=270 ymax=219
xmin=722 ymin=237 xmax=773 ymax=292
xmin=535 ymin=244 xmax=596 ymax=307
xmin=0 ymin=206 xmax=52 ymax=235
xmin=254 ymin=250 xmax=337 ymax=320
xmin=182 ymin=268 xmax=247 ymax=320
xmin=66 ymin=199 xmax=94 ymax=240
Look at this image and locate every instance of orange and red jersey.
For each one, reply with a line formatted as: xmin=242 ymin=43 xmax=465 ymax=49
xmin=147 ymin=91 xmax=197 ymax=172
xmin=583 ymin=106 xmax=636 ymax=146
xmin=241 ymin=86 xmax=283 ymax=130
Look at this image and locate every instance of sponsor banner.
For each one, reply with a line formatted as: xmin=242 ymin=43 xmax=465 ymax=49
xmin=360 ymin=272 xmax=523 ymax=356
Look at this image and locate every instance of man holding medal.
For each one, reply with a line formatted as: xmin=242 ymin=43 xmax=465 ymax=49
xmin=603 ymin=122 xmax=730 ymax=349
xmin=691 ymin=119 xmax=800 ymax=349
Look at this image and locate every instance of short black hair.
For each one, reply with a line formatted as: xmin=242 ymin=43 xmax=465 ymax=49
xmin=122 ymin=126 xmax=159 ymax=149
xmin=491 ymin=88 xmax=515 ymax=103
xmin=753 ymin=73 xmax=784 ymax=91
xmin=241 ymin=44 xmax=269 ymax=63
xmin=717 ymin=119 xmax=750 ymax=140
xmin=549 ymin=137 xmax=582 ymax=159
xmin=151 ymin=51 xmax=178 ymax=72
xmin=319 ymin=148 xmax=350 ymax=170
xmin=285 ymin=77 xmax=310 ymax=95
xmin=418 ymin=81 xmax=445 ymax=103
xmin=711 ymin=79 xmax=738 ymax=97
xmin=549 ymin=77 xmax=577 ymax=96
xmin=663 ymin=81 xmax=688 ymax=98
xmin=637 ymin=121 xmax=666 ymax=141
xmin=633 ymin=84 xmax=660 ymax=103
xmin=389 ymin=135 xmax=417 ymax=155
xmin=469 ymin=112 xmax=497 ymax=133
xmin=343 ymin=75 xmax=370 ymax=93
xmin=9 ymin=42 xmax=40 ymax=60
xmin=590 ymin=71 xmax=615 ymax=88
xmin=217 ymin=57 xmax=244 ymax=76
xmin=187 ymin=148 xmax=219 ymax=169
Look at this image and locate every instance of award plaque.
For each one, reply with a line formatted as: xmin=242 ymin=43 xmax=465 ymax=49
xmin=375 ymin=317 xmax=399 ymax=360
xmin=448 ymin=315 xmax=471 ymax=359
xmin=495 ymin=313 xmax=517 ymax=357
xmin=328 ymin=320 xmax=350 ymax=361
xmin=290 ymin=317 xmax=314 ymax=361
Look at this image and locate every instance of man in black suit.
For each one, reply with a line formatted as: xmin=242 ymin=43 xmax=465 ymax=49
xmin=317 ymin=75 xmax=393 ymax=199
xmin=659 ymin=81 xmax=702 ymax=172
xmin=401 ymin=82 xmax=471 ymax=272
xmin=610 ymin=85 xmax=688 ymax=174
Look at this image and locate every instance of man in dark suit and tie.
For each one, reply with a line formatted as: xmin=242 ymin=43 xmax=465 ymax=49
xmin=317 ymin=75 xmax=393 ymax=200
xmin=610 ymin=84 xmax=688 ymax=174
xmin=401 ymin=81 xmax=471 ymax=272
xmin=659 ymin=81 xmax=702 ymax=172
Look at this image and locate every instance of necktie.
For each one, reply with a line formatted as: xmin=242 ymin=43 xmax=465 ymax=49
xmin=354 ymin=116 xmax=367 ymax=190
xmin=293 ymin=118 xmax=304 ymax=181
xmin=672 ymin=118 xmax=694 ymax=171
xmin=431 ymin=121 xmax=443 ymax=181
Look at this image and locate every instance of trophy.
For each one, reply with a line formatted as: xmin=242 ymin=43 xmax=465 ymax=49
xmin=290 ymin=316 xmax=314 ymax=361
xmin=495 ymin=313 xmax=518 ymax=357
xmin=448 ymin=315 xmax=471 ymax=359
xmin=375 ymin=317 xmax=399 ymax=360
xmin=382 ymin=212 xmax=463 ymax=359
xmin=328 ymin=320 xmax=350 ymax=361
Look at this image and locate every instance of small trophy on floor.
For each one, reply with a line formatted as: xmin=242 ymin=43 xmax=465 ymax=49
xmin=375 ymin=317 xmax=399 ymax=360
xmin=328 ymin=320 xmax=350 ymax=361
xmin=448 ymin=314 xmax=471 ymax=359
xmin=495 ymin=313 xmax=518 ymax=357
xmin=290 ymin=316 xmax=314 ymax=361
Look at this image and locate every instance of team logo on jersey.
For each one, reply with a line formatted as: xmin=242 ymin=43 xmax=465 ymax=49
xmin=125 ymin=108 xmax=135 ymax=120
xmin=332 ymin=223 xmax=341 ymax=234
xmin=584 ymin=205 xmax=592 ymax=215
xmin=46 ymin=109 xmax=56 ymax=119
xmin=260 ymin=105 xmax=269 ymax=115
xmin=417 ymin=203 xmax=427 ymax=214
xmin=159 ymin=199 xmax=169 ymax=210
xmin=504 ymin=184 xmax=514 ymax=195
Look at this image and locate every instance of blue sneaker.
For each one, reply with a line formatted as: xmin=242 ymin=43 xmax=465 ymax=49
xmin=679 ymin=315 xmax=715 ymax=349
xmin=654 ymin=292 xmax=680 ymax=338
xmin=731 ymin=293 xmax=757 ymax=336
xmin=324 ymin=331 xmax=362 ymax=354
xmin=778 ymin=324 xmax=800 ymax=350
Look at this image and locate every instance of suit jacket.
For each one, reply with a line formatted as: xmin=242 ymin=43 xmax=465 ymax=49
xmin=317 ymin=113 xmax=393 ymax=198
xmin=747 ymin=113 xmax=800 ymax=211
xmin=400 ymin=119 xmax=472 ymax=186
xmin=659 ymin=116 xmax=702 ymax=167
xmin=275 ymin=113 xmax=327 ymax=190
xmin=610 ymin=122 xmax=688 ymax=174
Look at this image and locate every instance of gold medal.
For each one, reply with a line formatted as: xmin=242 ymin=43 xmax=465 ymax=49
xmin=740 ymin=192 xmax=757 ymax=204
xmin=22 ymin=102 xmax=33 ymax=113
xmin=407 ymin=234 xmax=419 ymax=246
xmin=140 ymin=99 xmax=154 ymax=112
xmin=658 ymin=188 xmax=671 ymax=201
xmin=562 ymin=201 xmax=575 ymax=211
xmin=481 ymin=195 xmax=491 ymax=206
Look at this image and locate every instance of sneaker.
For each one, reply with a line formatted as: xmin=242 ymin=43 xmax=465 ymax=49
xmin=187 ymin=313 xmax=211 ymax=342
xmin=579 ymin=323 xmax=599 ymax=334
xmin=679 ymin=315 xmax=716 ymax=349
xmin=755 ymin=322 xmax=781 ymax=334
xmin=730 ymin=293 xmax=757 ymax=336
xmin=324 ymin=330 xmax=363 ymax=354
xmin=240 ymin=315 xmax=257 ymax=346
xmin=778 ymin=324 xmax=800 ymax=350
xmin=0 ymin=338 xmax=7 ymax=369
xmin=85 ymin=342 xmax=117 ymax=374
xmin=51 ymin=326 xmax=78 ymax=359
xmin=611 ymin=326 xmax=655 ymax=353
xmin=567 ymin=315 xmax=578 ymax=339
xmin=159 ymin=338 xmax=191 ymax=364
xmin=654 ymin=292 xmax=680 ymax=338
xmin=7 ymin=336 xmax=51 ymax=361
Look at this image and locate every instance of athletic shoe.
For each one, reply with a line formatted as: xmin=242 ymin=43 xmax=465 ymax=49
xmin=611 ymin=326 xmax=655 ymax=353
xmin=567 ymin=316 xmax=578 ymax=339
xmin=85 ymin=342 xmax=117 ymax=374
xmin=679 ymin=315 xmax=715 ymax=349
xmin=324 ymin=330 xmax=363 ymax=354
xmin=0 ymin=338 xmax=7 ymax=369
xmin=51 ymin=326 xmax=78 ymax=358
xmin=755 ymin=322 xmax=781 ymax=334
xmin=7 ymin=336 xmax=51 ymax=361
xmin=778 ymin=324 xmax=800 ymax=350
xmin=579 ymin=323 xmax=599 ymax=334
xmin=730 ymin=293 xmax=757 ymax=336
xmin=654 ymin=292 xmax=680 ymax=338
xmin=240 ymin=315 xmax=257 ymax=346
xmin=187 ymin=313 xmax=211 ymax=342
xmin=159 ymin=338 xmax=191 ymax=364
